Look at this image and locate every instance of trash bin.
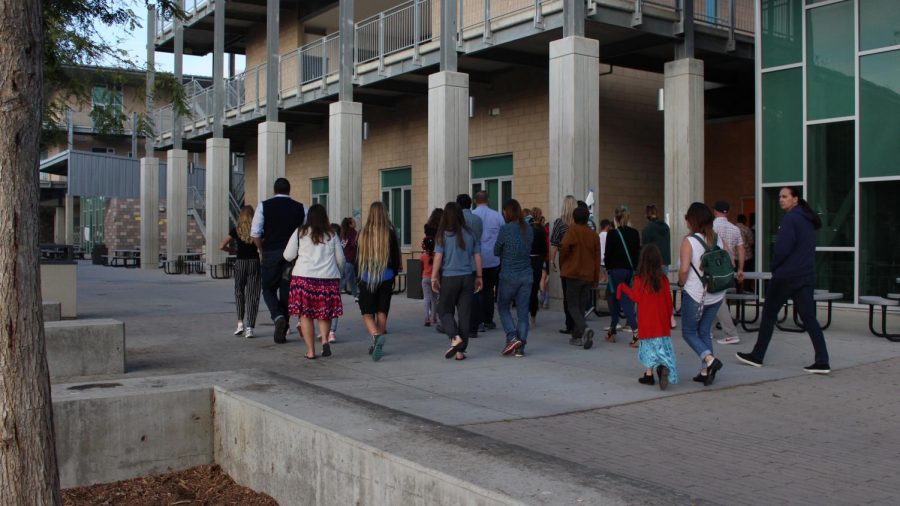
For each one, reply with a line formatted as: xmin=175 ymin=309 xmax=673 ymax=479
xmin=406 ymin=258 xmax=423 ymax=299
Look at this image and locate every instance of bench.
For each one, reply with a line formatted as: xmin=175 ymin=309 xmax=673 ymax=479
xmin=392 ymin=272 xmax=407 ymax=294
xmin=859 ymin=296 xmax=900 ymax=341
xmin=726 ymin=292 xmax=762 ymax=331
xmin=164 ymin=259 xmax=183 ymax=274
xmin=105 ymin=255 xmax=139 ymax=268
xmin=776 ymin=292 xmax=842 ymax=333
xmin=209 ymin=263 xmax=232 ymax=279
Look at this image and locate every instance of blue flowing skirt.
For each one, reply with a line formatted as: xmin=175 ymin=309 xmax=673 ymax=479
xmin=638 ymin=336 xmax=679 ymax=384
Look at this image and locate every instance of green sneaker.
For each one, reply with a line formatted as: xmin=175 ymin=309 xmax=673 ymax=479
xmin=372 ymin=334 xmax=386 ymax=362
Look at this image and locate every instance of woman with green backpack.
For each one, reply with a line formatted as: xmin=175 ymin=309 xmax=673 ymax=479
xmin=677 ymin=202 xmax=727 ymax=386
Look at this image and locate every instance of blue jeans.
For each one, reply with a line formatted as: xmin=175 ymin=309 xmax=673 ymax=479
xmin=341 ymin=263 xmax=358 ymax=298
xmin=751 ymin=273 xmax=829 ymax=365
xmin=681 ymin=294 xmax=722 ymax=367
xmin=497 ymin=275 xmax=533 ymax=349
xmin=608 ymin=268 xmax=638 ymax=331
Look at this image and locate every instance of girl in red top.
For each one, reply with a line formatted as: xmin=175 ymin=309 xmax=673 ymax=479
xmin=616 ymin=244 xmax=679 ymax=389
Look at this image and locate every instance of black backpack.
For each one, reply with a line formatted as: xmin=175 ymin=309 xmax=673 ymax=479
xmin=690 ymin=234 xmax=734 ymax=294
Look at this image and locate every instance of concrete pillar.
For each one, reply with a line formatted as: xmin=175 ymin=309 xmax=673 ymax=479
xmin=329 ymin=101 xmax=363 ymax=223
xmin=166 ymin=149 xmax=188 ymax=261
xmin=54 ymin=207 xmax=66 ymax=244
xmin=427 ymin=71 xmax=469 ymax=211
xmin=548 ymin=36 xmax=599 ymax=224
xmin=140 ymin=157 xmax=160 ymax=269
xmin=663 ymin=58 xmax=704 ymax=259
xmin=257 ymin=121 xmax=286 ymax=202
xmin=64 ymin=193 xmax=75 ymax=245
xmin=206 ymin=138 xmax=230 ymax=270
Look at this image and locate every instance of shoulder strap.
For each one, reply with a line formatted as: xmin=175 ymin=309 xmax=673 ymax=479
xmin=615 ymin=228 xmax=634 ymax=269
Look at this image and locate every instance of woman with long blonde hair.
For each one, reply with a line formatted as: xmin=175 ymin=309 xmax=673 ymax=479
xmin=220 ymin=205 xmax=261 ymax=338
xmin=356 ymin=201 xmax=402 ymax=361
xmin=548 ymin=195 xmax=578 ymax=334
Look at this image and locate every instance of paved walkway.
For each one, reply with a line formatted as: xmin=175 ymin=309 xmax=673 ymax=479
xmin=72 ymin=262 xmax=900 ymax=504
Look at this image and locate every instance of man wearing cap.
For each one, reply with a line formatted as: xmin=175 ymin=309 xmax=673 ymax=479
xmin=712 ymin=200 xmax=745 ymax=344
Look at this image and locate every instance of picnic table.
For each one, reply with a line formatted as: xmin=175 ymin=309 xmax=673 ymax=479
xmin=178 ymin=253 xmax=205 ymax=274
xmin=107 ymin=249 xmax=140 ymax=267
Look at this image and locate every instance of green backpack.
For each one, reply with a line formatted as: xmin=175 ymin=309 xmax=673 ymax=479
xmin=690 ymin=234 xmax=734 ymax=294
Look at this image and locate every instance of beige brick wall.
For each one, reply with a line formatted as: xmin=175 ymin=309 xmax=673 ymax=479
xmin=242 ymin=64 xmax=674 ymax=248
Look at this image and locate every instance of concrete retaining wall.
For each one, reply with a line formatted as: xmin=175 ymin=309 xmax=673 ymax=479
xmin=45 ymin=318 xmax=125 ymax=378
xmin=54 ymin=387 xmax=213 ymax=488
xmin=215 ymin=389 xmax=519 ymax=506
xmin=43 ymin=300 xmax=61 ymax=322
xmin=40 ymin=262 xmax=77 ymax=317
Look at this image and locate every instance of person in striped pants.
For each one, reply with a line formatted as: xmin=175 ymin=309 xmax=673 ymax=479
xmin=221 ymin=205 xmax=262 ymax=338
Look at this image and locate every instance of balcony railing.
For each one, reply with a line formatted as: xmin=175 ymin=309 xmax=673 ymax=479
xmin=156 ymin=0 xmax=211 ymax=38
xmin=154 ymin=0 xmax=754 ymax=142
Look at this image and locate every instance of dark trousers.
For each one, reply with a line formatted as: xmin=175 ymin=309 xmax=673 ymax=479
xmin=751 ymin=273 xmax=830 ymax=365
xmin=564 ymin=278 xmax=593 ymax=339
xmin=529 ymin=256 xmax=543 ymax=317
xmin=260 ymin=250 xmax=289 ymax=322
xmin=477 ymin=266 xmax=500 ymax=325
xmin=560 ymin=276 xmax=574 ymax=331
xmin=439 ymin=274 xmax=474 ymax=352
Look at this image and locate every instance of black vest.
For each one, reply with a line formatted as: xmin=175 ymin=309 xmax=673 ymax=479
xmin=261 ymin=196 xmax=305 ymax=252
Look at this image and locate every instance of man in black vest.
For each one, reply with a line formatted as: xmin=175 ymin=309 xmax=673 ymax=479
xmin=251 ymin=178 xmax=305 ymax=343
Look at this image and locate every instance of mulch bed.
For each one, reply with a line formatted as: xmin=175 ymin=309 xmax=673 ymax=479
xmin=63 ymin=464 xmax=278 ymax=506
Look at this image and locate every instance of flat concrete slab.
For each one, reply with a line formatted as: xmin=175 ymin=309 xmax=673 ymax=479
xmin=74 ymin=261 xmax=900 ymax=504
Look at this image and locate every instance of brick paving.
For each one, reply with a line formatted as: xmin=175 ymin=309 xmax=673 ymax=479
xmin=465 ymin=358 xmax=900 ymax=505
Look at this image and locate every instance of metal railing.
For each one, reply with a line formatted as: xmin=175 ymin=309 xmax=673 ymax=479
xmin=279 ymin=33 xmax=340 ymax=97
xmin=459 ymin=0 xmax=552 ymax=35
xmin=355 ymin=0 xmax=437 ymax=68
xmin=157 ymin=0 xmax=211 ymax=38
xmin=621 ymin=0 xmax=754 ymax=36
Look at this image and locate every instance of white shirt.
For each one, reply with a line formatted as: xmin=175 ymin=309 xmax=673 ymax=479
xmin=599 ymin=231 xmax=608 ymax=266
xmin=683 ymin=234 xmax=726 ymax=305
xmin=283 ymin=230 xmax=345 ymax=279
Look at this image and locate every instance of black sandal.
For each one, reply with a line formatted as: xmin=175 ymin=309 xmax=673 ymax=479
xmin=445 ymin=338 xmax=463 ymax=359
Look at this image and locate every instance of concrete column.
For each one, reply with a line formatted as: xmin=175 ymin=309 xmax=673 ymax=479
xmin=206 ymin=138 xmax=230 ymax=270
xmin=257 ymin=121 xmax=286 ymax=202
xmin=145 ymin=6 xmax=156 ymax=158
xmin=548 ymin=36 xmax=599 ymax=224
xmin=427 ymin=71 xmax=469 ymax=211
xmin=329 ymin=101 xmax=363 ymax=223
xmin=663 ymin=58 xmax=704 ymax=259
xmin=54 ymin=207 xmax=66 ymax=244
xmin=64 ymin=193 xmax=75 ymax=245
xmin=166 ymin=149 xmax=188 ymax=261
xmin=140 ymin=157 xmax=160 ymax=269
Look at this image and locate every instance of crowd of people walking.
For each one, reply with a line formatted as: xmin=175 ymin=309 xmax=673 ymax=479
xmin=224 ymin=178 xmax=831 ymax=389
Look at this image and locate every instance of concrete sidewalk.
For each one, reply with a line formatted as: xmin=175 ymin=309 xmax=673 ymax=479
xmin=72 ymin=262 xmax=900 ymax=504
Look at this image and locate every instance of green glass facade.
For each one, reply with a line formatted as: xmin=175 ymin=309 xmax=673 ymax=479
xmin=758 ymin=0 xmax=900 ymax=303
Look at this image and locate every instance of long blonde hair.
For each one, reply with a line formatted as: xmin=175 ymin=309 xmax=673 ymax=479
xmin=560 ymin=195 xmax=577 ymax=227
xmin=236 ymin=205 xmax=254 ymax=242
xmin=357 ymin=201 xmax=391 ymax=288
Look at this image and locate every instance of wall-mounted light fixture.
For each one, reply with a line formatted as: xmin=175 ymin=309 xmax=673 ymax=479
xmin=363 ymin=121 xmax=369 ymax=141
xmin=657 ymin=88 xmax=664 ymax=112
xmin=286 ymin=138 xmax=292 ymax=155
xmin=468 ymin=96 xmax=475 ymax=118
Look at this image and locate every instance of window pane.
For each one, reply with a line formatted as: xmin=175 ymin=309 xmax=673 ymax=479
xmin=815 ymin=251 xmax=854 ymax=302
xmin=860 ymin=50 xmax=900 ymax=178
xmin=391 ymin=188 xmax=402 ymax=241
xmin=403 ymin=189 xmax=412 ymax=246
xmin=806 ymin=1 xmax=855 ymax=120
xmin=471 ymin=155 xmax=513 ymax=179
xmin=502 ymin=180 xmax=512 ymax=204
xmin=807 ymin=121 xmax=854 ymax=247
xmin=762 ymin=69 xmax=803 ymax=183
xmin=762 ymin=0 xmax=803 ymax=68
xmin=486 ymin=179 xmax=500 ymax=211
xmin=859 ymin=0 xmax=900 ymax=51
xmin=860 ymin=181 xmax=900 ymax=299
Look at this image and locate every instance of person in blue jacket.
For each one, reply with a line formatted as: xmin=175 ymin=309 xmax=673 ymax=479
xmin=736 ymin=186 xmax=831 ymax=374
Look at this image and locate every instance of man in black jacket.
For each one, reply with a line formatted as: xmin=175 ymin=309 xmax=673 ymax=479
xmin=251 ymin=178 xmax=305 ymax=343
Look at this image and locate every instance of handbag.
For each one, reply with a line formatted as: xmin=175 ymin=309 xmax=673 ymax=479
xmin=282 ymin=229 xmax=300 ymax=281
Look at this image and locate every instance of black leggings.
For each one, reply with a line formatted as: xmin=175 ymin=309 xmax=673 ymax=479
xmin=438 ymin=274 xmax=474 ymax=353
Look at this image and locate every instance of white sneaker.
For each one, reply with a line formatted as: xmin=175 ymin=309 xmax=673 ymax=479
xmin=717 ymin=336 xmax=741 ymax=345
xmin=243 ymin=327 xmax=254 ymax=339
xmin=604 ymin=323 xmax=623 ymax=332
xmin=233 ymin=322 xmax=245 ymax=336
xmin=671 ymin=316 xmax=677 ymax=329
xmin=621 ymin=325 xmax=633 ymax=332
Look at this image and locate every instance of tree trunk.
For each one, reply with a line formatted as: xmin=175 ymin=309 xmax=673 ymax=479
xmin=0 ymin=0 xmax=62 ymax=504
